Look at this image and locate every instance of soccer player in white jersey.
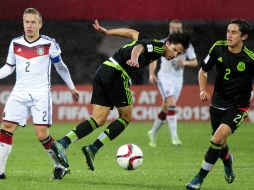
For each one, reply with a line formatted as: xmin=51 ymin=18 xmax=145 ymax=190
xmin=148 ymin=20 xmax=198 ymax=147
xmin=0 ymin=8 xmax=79 ymax=180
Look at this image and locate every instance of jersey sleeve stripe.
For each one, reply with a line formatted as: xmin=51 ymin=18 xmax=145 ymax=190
xmin=243 ymin=47 xmax=254 ymax=60
xmin=209 ymin=40 xmax=226 ymax=54
xmin=51 ymin=55 xmax=62 ymax=63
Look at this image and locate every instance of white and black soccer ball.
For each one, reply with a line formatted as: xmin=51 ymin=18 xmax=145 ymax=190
xmin=116 ymin=144 xmax=143 ymax=170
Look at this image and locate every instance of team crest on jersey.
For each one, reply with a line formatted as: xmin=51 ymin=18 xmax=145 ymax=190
xmin=36 ymin=46 xmax=45 ymax=55
xmin=237 ymin=62 xmax=245 ymax=71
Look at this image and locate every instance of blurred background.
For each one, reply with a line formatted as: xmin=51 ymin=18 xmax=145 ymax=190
xmin=1 ymin=0 xmax=254 ymax=122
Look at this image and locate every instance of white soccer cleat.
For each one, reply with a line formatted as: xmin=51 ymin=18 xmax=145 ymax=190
xmin=172 ymin=136 xmax=182 ymax=146
xmin=148 ymin=130 xmax=156 ymax=147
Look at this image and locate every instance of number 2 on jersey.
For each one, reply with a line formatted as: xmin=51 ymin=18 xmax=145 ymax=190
xmin=224 ymin=68 xmax=231 ymax=80
xmin=42 ymin=111 xmax=47 ymax=121
xmin=25 ymin=61 xmax=30 ymax=72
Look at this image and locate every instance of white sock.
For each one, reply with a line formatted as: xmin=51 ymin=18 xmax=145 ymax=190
xmin=47 ymin=149 xmax=61 ymax=167
xmin=150 ymin=118 xmax=165 ymax=137
xmin=0 ymin=143 xmax=12 ymax=174
xmin=166 ymin=115 xmax=178 ymax=139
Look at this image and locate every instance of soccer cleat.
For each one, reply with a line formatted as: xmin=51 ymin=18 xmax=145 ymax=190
xmin=51 ymin=141 xmax=69 ymax=168
xmin=148 ymin=130 xmax=156 ymax=147
xmin=82 ymin=145 xmax=97 ymax=171
xmin=0 ymin=173 xmax=6 ymax=179
xmin=172 ymin=136 xmax=182 ymax=146
xmin=186 ymin=175 xmax=203 ymax=190
xmin=51 ymin=167 xmax=70 ymax=180
xmin=224 ymin=154 xmax=235 ymax=183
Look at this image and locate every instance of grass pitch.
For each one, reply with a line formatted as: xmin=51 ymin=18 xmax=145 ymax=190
xmin=1 ymin=122 xmax=253 ymax=190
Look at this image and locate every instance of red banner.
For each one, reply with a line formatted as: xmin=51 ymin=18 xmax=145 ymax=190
xmin=1 ymin=0 xmax=254 ymax=20
xmin=0 ymin=85 xmax=253 ymax=123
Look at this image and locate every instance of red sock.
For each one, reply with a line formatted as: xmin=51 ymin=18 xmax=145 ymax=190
xmin=41 ymin=136 xmax=54 ymax=150
xmin=0 ymin=129 xmax=13 ymax=145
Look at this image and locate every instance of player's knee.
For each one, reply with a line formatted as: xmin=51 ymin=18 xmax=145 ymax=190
xmin=1 ymin=122 xmax=18 ymax=133
xmin=34 ymin=129 xmax=49 ymax=141
xmin=92 ymin=117 xmax=106 ymax=127
xmin=119 ymin=112 xmax=132 ymax=123
xmin=211 ymin=135 xmax=224 ymax=145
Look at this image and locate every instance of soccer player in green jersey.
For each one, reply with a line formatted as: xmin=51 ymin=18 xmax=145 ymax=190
xmin=186 ymin=19 xmax=253 ymax=190
xmin=51 ymin=20 xmax=190 ymax=172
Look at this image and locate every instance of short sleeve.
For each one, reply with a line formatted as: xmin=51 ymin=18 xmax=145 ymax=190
xmin=201 ymin=44 xmax=217 ymax=72
xmin=139 ymin=39 xmax=163 ymax=54
xmin=186 ymin=44 xmax=196 ymax=60
xmin=138 ymin=33 xmax=150 ymax=40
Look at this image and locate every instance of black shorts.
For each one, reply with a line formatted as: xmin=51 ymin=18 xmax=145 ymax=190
xmin=210 ymin=106 xmax=248 ymax=133
xmin=91 ymin=63 xmax=132 ymax=109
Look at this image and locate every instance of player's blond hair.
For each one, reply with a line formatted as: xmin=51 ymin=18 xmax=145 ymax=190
xmin=23 ymin=8 xmax=42 ymax=24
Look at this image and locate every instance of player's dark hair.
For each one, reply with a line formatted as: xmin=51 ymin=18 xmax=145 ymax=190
xmin=23 ymin=8 xmax=42 ymax=23
xmin=228 ymin=19 xmax=252 ymax=36
xmin=166 ymin=32 xmax=190 ymax=49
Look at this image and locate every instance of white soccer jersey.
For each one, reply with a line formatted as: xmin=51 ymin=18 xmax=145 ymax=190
xmin=6 ymin=35 xmax=61 ymax=93
xmin=157 ymin=38 xmax=196 ymax=101
xmin=158 ymin=38 xmax=196 ymax=79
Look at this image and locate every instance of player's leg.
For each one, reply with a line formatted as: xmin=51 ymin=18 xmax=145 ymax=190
xmin=219 ymin=108 xmax=248 ymax=183
xmin=34 ymin=125 xmax=70 ymax=179
xmin=56 ymin=105 xmax=109 ymax=150
xmin=31 ymin=93 xmax=69 ymax=179
xmin=0 ymin=93 xmax=28 ymax=179
xmin=186 ymin=107 xmax=247 ymax=189
xmin=82 ymin=66 xmax=132 ymax=170
xmin=148 ymin=101 xmax=167 ymax=147
xmin=166 ymin=80 xmax=182 ymax=146
xmin=165 ymin=95 xmax=182 ymax=145
xmin=82 ymin=104 xmax=132 ymax=171
xmin=186 ymin=106 xmax=224 ymax=189
xmin=186 ymin=123 xmax=231 ymax=190
xmin=148 ymin=78 xmax=169 ymax=147
xmin=0 ymin=122 xmax=18 ymax=179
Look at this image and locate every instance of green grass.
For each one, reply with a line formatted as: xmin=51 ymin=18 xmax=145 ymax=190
xmin=1 ymin=122 xmax=254 ymax=190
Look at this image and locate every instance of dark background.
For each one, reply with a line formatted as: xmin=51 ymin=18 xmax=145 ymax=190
xmin=1 ymin=0 xmax=254 ymax=86
xmin=1 ymin=20 xmax=254 ymax=85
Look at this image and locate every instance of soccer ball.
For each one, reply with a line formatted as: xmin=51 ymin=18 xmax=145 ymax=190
xmin=116 ymin=144 xmax=143 ymax=170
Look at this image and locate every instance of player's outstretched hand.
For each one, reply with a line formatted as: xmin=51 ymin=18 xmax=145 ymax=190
xmin=71 ymin=88 xmax=79 ymax=102
xmin=93 ymin=19 xmax=107 ymax=34
xmin=126 ymin=59 xmax=140 ymax=68
xmin=199 ymin=90 xmax=210 ymax=101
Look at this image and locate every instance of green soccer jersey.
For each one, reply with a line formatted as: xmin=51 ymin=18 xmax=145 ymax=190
xmin=201 ymin=40 xmax=254 ymax=108
xmin=111 ymin=33 xmax=164 ymax=79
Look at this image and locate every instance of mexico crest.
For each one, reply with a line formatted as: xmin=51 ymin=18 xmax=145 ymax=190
xmin=237 ymin=62 xmax=245 ymax=72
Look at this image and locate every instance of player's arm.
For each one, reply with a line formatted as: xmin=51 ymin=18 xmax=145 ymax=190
xmin=149 ymin=61 xmax=158 ymax=84
xmin=93 ymin=19 xmax=139 ymax=40
xmin=0 ymin=64 xmax=15 ymax=79
xmin=53 ymin=58 xmax=79 ymax=102
xmin=198 ymin=68 xmax=210 ymax=101
xmin=178 ymin=44 xmax=198 ymax=67
xmin=181 ymin=58 xmax=198 ymax=67
xmin=126 ymin=44 xmax=145 ymax=68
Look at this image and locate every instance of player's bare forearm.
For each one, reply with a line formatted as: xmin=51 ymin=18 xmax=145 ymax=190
xmin=149 ymin=61 xmax=157 ymax=84
xmin=126 ymin=44 xmax=144 ymax=68
xmin=93 ymin=19 xmax=139 ymax=40
xmin=198 ymin=68 xmax=210 ymax=101
xmin=106 ymin=28 xmax=139 ymax=40
xmin=186 ymin=58 xmax=198 ymax=67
